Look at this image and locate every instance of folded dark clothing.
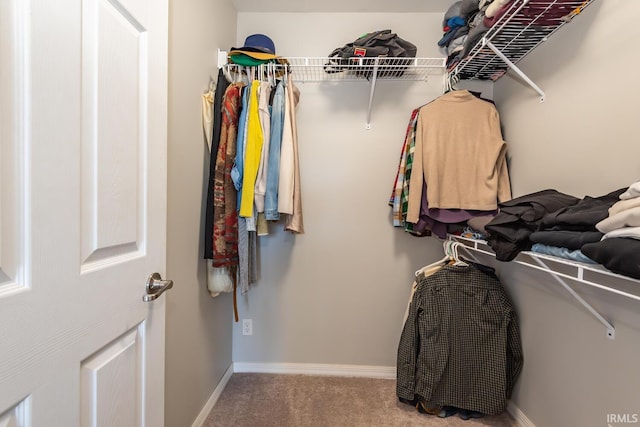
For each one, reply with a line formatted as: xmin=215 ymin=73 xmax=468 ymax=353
xmin=485 ymin=236 xmax=531 ymax=262
xmin=539 ymin=188 xmax=625 ymax=231
xmin=484 ymin=211 xmax=538 ymax=241
xmin=497 ymin=189 xmax=580 ymax=223
xmin=529 ymin=230 xmax=604 ymax=251
xmin=582 ymin=237 xmax=640 ymax=280
xmin=485 ymin=189 xmax=580 ymax=261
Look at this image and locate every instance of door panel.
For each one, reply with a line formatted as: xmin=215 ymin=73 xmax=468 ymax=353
xmin=81 ymin=0 xmax=147 ymax=268
xmin=0 ymin=0 xmax=168 ymax=425
xmin=0 ymin=402 xmax=29 ymax=427
xmin=80 ymin=327 xmax=143 ymax=427
xmin=0 ymin=0 xmax=26 ymax=292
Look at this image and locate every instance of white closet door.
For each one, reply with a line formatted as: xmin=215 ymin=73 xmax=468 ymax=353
xmin=0 ymin=0 xmax=169 ymax=425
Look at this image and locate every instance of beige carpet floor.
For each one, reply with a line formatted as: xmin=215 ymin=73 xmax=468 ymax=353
xmin=204 ymin=373 xmax=520 ymax=427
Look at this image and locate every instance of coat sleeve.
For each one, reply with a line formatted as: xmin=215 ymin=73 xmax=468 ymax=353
xmin=505 ymin=309 xmax=524 ymax=398
xmin=496 ymin=142 xmax=512 ymax=203
xmin=406 ymin=110 xmax=425 ymax=224
xmin=396 ymin=282 xmax=422 ymax=401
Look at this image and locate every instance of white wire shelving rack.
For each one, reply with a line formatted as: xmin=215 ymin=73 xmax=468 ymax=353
xmin=448 ymin=0 xmax=596 ymax=101
xmin=447 ymin=234 xmax=640 ymax=341
xmin=217 ymin=51 xmax=446 ymax=129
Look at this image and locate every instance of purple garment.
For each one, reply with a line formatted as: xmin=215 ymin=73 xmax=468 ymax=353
xmin=412 ymin=180 xmax=498 ymax=239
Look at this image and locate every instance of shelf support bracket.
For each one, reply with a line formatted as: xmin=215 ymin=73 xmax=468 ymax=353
xmin=484 ymin=39 xmax=545 ymax=102
xmin=448 ymin=234 xmax=617 ymax=340
xmin=217 ymin=48 xmax=227 ymax=69
xmin=530 ymin=256 xmax=615 ymax=340
xmin=365 ymin=58 xmax=380 ymax=130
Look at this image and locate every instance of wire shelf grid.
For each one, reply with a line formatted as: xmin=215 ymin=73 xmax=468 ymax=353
xmin=223 ymin=56 xmax=446 ymax=83
xmin=449 ymin=0 xmax=596 ymax=82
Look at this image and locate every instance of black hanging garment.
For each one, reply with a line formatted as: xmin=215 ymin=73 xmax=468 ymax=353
xmin=396 ymin=263 xmax=523 ymax=415
xmin=204 ymin=68 xmax=231 ymax=260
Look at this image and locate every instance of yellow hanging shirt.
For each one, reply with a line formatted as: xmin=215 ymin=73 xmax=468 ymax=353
xmin=239 ymin=81 xmax=264 ymax=217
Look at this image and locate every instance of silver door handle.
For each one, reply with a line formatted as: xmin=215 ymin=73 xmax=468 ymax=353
xmin=143 ymin=273 xmax=173 ymax=302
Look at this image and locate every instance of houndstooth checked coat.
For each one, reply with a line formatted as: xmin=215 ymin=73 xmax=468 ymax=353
xmin=396 ymin=263 xmax=523 ymax=415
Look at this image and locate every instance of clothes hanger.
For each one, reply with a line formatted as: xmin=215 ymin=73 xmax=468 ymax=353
xmin=414 ymin=240 xmax=471 ymax=278
xmin=221 ymin=65 xmax=233 ymax=84
xmin=453 ymin=243 xmax=469 ymax=267
xmin=415 ymin=254 xmax=449 ymax=277
xmin=229 ymin=65 xmax=241 ymax=84
xmin=443 ymin=240 xmax=469 ymax=267
xmin=268 ymin=62 xmax=276 ymax=87
xmin=444 ymin=73 xmax=461 ymax=94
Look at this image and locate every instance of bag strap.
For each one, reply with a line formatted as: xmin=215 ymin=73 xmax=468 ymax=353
xmin=324 ymin=49 xmax=346 ymax=74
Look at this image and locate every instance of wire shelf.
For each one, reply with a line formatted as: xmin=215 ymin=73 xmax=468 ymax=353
xmin=448 ymin=233 xmax=640 ymax=340
xmin=286 ymin=57 xmax=446 ymax=82
xmin=219 ymin=53 xmax=446 ymax=128
xmin=448 ymin=234 xmax=640 ymax=295
xmin=449 ymin=0 xmax=596 ymax=83
xmin=222 ymin=56 xmax=446 ymax=83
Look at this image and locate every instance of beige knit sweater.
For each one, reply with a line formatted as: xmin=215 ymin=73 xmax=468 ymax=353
xmin=406 ymin=90 xmax=511 ymax=224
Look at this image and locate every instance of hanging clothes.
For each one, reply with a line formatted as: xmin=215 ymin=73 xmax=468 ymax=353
xmin=204 ymin=68 xmax=231 ymax=260
xmin=254 ymin=81 xmax=273 ymax=237
xmin=254 ymin=80 xmax=273 ymax=215
xmin=389 ymin=108 xmax=420 ymax=228
xmin=210 ymin=81 xmax=244 ymax=303
xmin=203 ymin=69 xmax=236 ymax=299
xmin=278 ymin=78 xmax=295 ymax=216
xmin=202 ymin=80 xmax=215 ymax=152
xmin=211 ymin=82 xmax=244 ymax=268
xmin=397 ymin=263 xmax=523 ymax=416
xmin=402 ymin=254 xmax=450 ymax=325
xmin=406 ymin=89 xmax=511 ymax=223
xmin=390 ymin=91 xmax=507 ymax=238
xmin=229 ymin=77 xmax=258 ymax=294
xmin=205 ymin=60 xmax=305 ymax=296
xmin=264 ymin=79 xmax=286 ymax=221
xmin=239 ymin=81 xmax=264 ymax=218
xmin=283 ymin=78 xmax=304 ymax=234
xmin=231 ymin=81 xmax=251 ymax=209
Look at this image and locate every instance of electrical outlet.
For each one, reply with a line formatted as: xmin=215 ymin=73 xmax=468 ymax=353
xmin=242 ymin=319 xmax=253 ymax=336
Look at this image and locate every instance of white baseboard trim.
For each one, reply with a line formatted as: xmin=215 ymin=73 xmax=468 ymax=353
xmin=507 ymin=401 xmax=536 ymax=427
xmin=233 ymin=362 xmax=396 ymax=379
xmin=191 ymin=363 xmax=234 ymax=427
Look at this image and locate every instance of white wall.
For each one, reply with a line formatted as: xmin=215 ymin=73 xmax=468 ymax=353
xmin=166 ymin=0 xmax=236 ymax=426
xmin=492 ymin=1 xmax=640 ymax=426
xmin=495 ymin=2 xmax=639 ymax=199
xmin=232 ymin=13 xmax=449 ymax=367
